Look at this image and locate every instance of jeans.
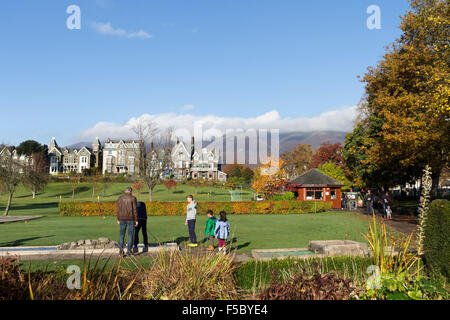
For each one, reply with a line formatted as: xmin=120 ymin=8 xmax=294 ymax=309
xmin=134 ymin=219 xmax=148 ymax=248
xmin=366 ymin=203 xmax=373 ymax=215
xmin=119 ymin=220 xmax=135 ymax=253
xmin=187 ymin=219 xmax=197 ymax=244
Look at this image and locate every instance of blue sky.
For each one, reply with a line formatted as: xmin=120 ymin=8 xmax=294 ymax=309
xmin=0 ymin=0 xmax=410 ymax=146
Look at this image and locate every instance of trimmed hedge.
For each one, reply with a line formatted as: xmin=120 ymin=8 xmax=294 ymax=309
xmin=59 ymin=200 xmax=333 ymax=217
xmin=424 ymin=199 xmax=450 ymax=278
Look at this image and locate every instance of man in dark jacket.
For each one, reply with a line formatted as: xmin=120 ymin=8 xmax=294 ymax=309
xmin=133 ymin=202 xmax=149 ymax=253
xmin=117 ymin=187 xmax=138 ymax=256
xmin=364 ymin=189 xmax=374 ymax=215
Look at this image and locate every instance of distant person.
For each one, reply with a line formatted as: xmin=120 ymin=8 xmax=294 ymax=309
xmin=381 ymin=192 xmax=391 ymax=218
xmin=204 ymin=210 xmax=217 ymax=251
xmin=133 ymin=201 xmax=149 ymax=253
xmin=364 ymin=189 xmax=374 ymax=215
xmin=117 ymin=187 xmax=138 ymax=256
xmin=214 ymin=211 xmax=230 ymax=254
xmin=386 ymin=205 xmax=392 ymax=220
xmin=342 ymin=193 xmax=348 ymax=210
xmin=185 ymin=195 xmax=198 ymax=247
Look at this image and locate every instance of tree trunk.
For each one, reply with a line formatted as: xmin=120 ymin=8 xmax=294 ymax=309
xmin=3 ymin=193 xmax=13 ymax=216
xmin=149 ymin=188 xmax=153 ymax=201
xmin=431 ymin=170 xmax=440 ymax=196
xmin=92 ymin=185 xmax=95 ymax=199
xmin=32 ymin=189 xmax=36 ymax=199
xmin=72 ymin=188 xmax=75 ymax=200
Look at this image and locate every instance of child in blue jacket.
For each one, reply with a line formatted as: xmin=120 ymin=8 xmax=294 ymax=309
xmin=214 ymin=211 xmax=230 ymax=254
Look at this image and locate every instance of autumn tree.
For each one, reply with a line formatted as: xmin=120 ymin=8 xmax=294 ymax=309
xmin=222 ymin=163 xmax=254 ymax=184
xmin=0 ymin=151 xmax=23 ymax=216
xmin=164 ymin=179 xmax=177 ymax=192
xmin=344 ymin=0 xmax=449 ymax=191
xmin=281 ymin=144 xmax=313 ymax=180
xmin=22 ymin=152 xmax=49 ymax=199
xmin=252 ymin=157 xmax=287 ymax=199
xmin=318 ymin=162 xmax=352 ymax=191
xmin=310 ymin=142 xmax=344 ymax=169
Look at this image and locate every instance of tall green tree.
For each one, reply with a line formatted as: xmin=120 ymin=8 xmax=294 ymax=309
xmin=344 ymin=0 xmax=449 ymax=191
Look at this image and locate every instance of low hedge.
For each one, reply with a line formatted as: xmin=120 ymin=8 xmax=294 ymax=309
xmin=59 ymin=200 xmax=333 ymax=217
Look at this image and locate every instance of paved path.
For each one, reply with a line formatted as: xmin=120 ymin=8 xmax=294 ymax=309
xmin=0 ymin=243 xmax=179 ymax=261
xmin=0 ymin=243 xmax=253 ymax=262
xmin=0 ymin=216 xmax=44 ymax=224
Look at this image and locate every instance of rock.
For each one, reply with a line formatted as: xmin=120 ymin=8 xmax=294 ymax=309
xmin=56 ymin=238 xmax=120 ymax=250
xmin=308 ymin=240 xmax=368 ymax=257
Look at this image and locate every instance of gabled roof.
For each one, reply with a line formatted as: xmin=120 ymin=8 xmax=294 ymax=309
xmin=290 ymin=168 xmax=344 ymax=186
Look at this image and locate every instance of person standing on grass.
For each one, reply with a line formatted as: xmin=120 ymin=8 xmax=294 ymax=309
xmin=214 ymin=211 xmax=230 ymax=254
xmin=185 ymin=195 xmax=198 ymax=247
xmin=204 ymin=210 xmax=217 ymax=251
xmin=117 ymin=187 xmax=138 ymax=257
xmin=364 ymin=189 xmax=374 ymax=215
xmin=133 ymin=201 xmax=149 ymax=254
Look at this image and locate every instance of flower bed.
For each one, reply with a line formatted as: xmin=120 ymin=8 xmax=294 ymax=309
xmin=59 ymin=200 xmax=333 ymax=216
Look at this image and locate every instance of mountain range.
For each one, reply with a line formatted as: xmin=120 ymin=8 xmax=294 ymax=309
xmin=67 ymin=131 xmax=348 ymax=165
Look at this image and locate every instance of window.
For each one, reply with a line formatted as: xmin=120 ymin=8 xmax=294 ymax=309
xmin=81 ymin=156 xmax=87 ymax=164
xmin=129 ymin=165 xmax=135 ymax=173
xmin=306 ymin=188 xmax=324 ymax=200
xmin=330 ymin=190 xmax=336 ymax=200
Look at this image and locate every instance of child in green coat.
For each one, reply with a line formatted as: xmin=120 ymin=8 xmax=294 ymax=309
xmin=204 ymin=210 xmax=217 ymax=251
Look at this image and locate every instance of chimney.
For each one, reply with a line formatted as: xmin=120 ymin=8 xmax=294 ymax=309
xmin=191 ymin=136 xmax=195 ymax=156
xmin=175 ymin=136 xmax=178 ymax=145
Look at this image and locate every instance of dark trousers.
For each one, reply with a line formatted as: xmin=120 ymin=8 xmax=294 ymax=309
xmin=382 ymin=203 xmax=389 ymax=217
xmin=187 ymin=219 xmax=197 ymax=244
xmin=366 ymin=203 xmax=373 ymax=215
xmin=134 ymin=219 xmax=148 ymax=248
xmin=119 ymin=221 xmax=135 ymax=253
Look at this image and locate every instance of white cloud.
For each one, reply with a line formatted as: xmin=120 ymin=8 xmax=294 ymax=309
xmin=91 ymin=22 xmax=152 ymax=39
xmin=76 ymin=106 xmax=357 ymax=142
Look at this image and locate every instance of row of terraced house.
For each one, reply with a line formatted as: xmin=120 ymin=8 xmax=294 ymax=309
xmin=47 ymin=137 xmax=227 ymax=182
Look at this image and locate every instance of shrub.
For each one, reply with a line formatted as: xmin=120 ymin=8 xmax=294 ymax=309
xmin=60 ymin=200 xmax=333 ymax=216
xmin=141 ymin=248 xmax=239 ymax=300
xmin=258 ymin=264 xmax=361 ymax=300
xmin=270 ymin=192 xmax=295 ymax=201
xmin=234 ymin=256 xmax=374 ymax=291
xmin=424 ymin=199 xmax=450 ymax=278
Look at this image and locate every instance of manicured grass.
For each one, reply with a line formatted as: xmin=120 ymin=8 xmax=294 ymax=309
xmin=0 ymin=212 xmax=372 ymax=253
xmin=0 ymin=182 xmax=254 ymax=217
xmin=0 ymin=182 xmax=375 ymax=255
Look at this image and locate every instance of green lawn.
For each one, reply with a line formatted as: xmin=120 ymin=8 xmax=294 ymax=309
xmin=0 ymin=182 xmax=254 ymax=217
xmin=0 ymin=183 xmax=374 ymax=254
xmin=0 ymin=212 xmax=371 ymax=253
